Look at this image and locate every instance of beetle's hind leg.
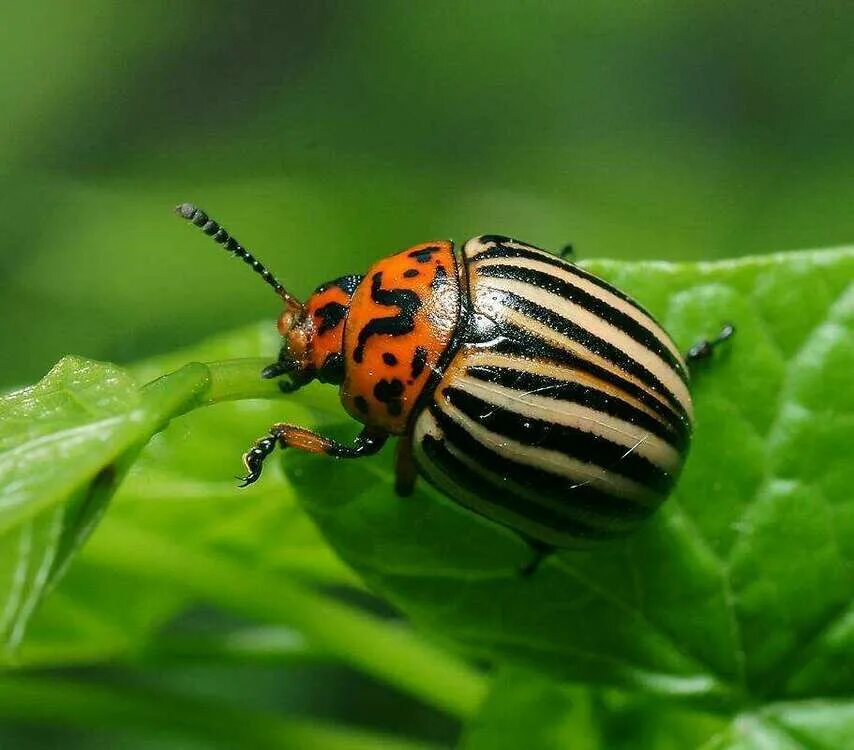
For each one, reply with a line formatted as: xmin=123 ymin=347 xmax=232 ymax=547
xmin=394 ymin=435 xmax=418 ymax=497
xmin=686 ymin=323 xmax=736 ymax=367
xmin=519 ymin=541 xmax=554 ymax=578
xmin=238 ymin=424 xmax=388 ymax=487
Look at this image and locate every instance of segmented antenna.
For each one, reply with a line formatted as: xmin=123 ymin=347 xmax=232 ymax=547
xmin=175 ymin=203 xmax=302 ymax=312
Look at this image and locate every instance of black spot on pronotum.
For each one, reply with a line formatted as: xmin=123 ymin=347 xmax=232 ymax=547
xmin=373 ymin=378 xmax=405 ymax=416
xmin=408 ymin=245 xmax=441 ymax=264
xmin=354 ymin=395 xmax=369 ymax=414
xmin=382 ymin=352 xmax=398 ymax=366
xmin=314 ymin=301 xmax=347 ymax=335
xmin=353 ymin=272 xmax=422 ymax=363
xmin=410 ymin=346 xmax=428 ymax=379
xmin=403 ymin=268 xmax=419 ymax=278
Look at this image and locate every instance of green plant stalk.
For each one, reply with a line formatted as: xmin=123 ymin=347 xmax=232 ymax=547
xmin=155 ymin=357 xmax=341 ymax=414
xmin=0 ymin=674 xmax=442 ymax=750
xmin=190 ymin=357 xmax=283 ymax=407
xmin=85 ymin=518 xmax=488 ymax=721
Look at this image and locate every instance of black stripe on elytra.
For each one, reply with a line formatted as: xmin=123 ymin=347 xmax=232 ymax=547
xmin=314 ymin=301 xmax=348 ymax=335
xmin=489 ymin=322 xmax=691 ymax=440
xmin=478 ymin=263 xmax=688 ymax=384
xmin=408 ymin=245 xmax=442 ymax=263
xmin=465 ymin=364 xmax=686 ymax=451
xmin=495 ymin=290 xmax=689 ymax=422
xmin=353 ymin=272 xmax=422 ymax=363
xmin=443 ymin=386 xmax=674 ymax=493
xmin=474 ymin=243 xmax=649 ymax=315
xmin=420 ymin=433 xmax=617 ymax=540
xmin=475 ymin=234 xmax=514 ymax=249
xmin=430 ymin=403 xmax=658 ymax=522
xmin=313 ymin=273 xmax=363 ymax=296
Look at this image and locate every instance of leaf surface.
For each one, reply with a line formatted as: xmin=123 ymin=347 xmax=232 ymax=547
xmin=0 ymin=356 xmax=207 ymax=653
xmin=286 ymin=248 xmax=854 ymax=712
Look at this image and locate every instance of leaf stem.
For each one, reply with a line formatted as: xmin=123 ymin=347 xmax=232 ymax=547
xmin=141 ymin=358 xmax=284 ymax=416
xmin=192 ymin=357 xmax=284 ymax=406
xmin=85 ymin=519 xmax=489 ymax=721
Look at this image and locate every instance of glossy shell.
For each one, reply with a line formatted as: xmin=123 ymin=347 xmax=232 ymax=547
xmin=410 ymin=236 xmax=692 ymax=548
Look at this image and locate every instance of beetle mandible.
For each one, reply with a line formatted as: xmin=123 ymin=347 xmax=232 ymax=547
xmin=177 ymin=203 xmax=733 ymax=564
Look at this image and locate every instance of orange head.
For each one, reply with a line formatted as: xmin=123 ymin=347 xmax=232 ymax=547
xmin=279 ymin=275 xmax=363 ymax=384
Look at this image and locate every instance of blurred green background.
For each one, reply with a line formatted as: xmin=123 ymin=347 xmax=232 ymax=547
xmin=1 ymin=2 xmax=853 ymax=747
xmin=3 ymin=1 xmax=853 ymax=390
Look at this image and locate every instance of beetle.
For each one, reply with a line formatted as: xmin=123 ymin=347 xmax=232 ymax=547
xmin=177 ymin=203 xmax=733 ymax=566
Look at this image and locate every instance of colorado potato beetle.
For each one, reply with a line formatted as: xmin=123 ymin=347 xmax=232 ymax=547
xmin=177 ymin=203 xmax=732 ymax=564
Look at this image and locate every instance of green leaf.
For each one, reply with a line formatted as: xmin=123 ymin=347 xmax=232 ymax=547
xmin=463 ymin=668 xmax=854 ymax=750
xmin=0 ymin=348 xmax=300 ymax=662
xmin=462 ymin=667 xmax=726 ymax=750
xmin=0 ymin=356 xmax=207 ymax=654
xmin=285 ymin=248 xmax=854 ymax=720
xmin=460 ymin=666 xmax=596 ymax=750
xmin=11 ymin=328 xmax=353 ymax=670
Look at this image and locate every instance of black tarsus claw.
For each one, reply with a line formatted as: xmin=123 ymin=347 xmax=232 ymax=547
xmin=687 ymin=322 xmax=737 ymax=364
xmin=237 ymin=474 xmax=258 ymax=488
xmin=238 ymin=434 xmax=280 ymax=487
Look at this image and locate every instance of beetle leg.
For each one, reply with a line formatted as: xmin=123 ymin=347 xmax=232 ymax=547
xmin=238 ymin=424 xmax=388 ymax=487
xmin=686 ymin=323 xmax=736 ymax=366
xmin=519 ymin=542 xmax=554 ymax=578
xmin=559 ymin=244 xmax=575 ymax=259
xmin=394 ymin=435 xmax=418 ymax=497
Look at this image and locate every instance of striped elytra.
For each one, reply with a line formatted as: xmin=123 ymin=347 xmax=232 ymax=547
xmin=178 ymin=206 xmax=705 ymax=555
xmin=412 ymin=236 xmax=692 ymax=548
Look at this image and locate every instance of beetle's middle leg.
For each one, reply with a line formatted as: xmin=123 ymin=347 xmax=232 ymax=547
xmin=239 ymin=424 xmax=387 ymax=487
xmin=394 ymin=434 xmax=418 ymax=497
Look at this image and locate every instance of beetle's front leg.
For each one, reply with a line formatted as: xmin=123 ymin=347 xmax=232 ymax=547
xmin=239 ymin=424 xmax=388 ymax=487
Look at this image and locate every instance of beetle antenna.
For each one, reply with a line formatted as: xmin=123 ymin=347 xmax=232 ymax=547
xmin=175 ymin=202 xmax=302 ymax=313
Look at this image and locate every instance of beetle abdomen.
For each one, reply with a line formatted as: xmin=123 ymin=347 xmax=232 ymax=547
xmin=412 ymin=236 xmax=693 ymax=548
